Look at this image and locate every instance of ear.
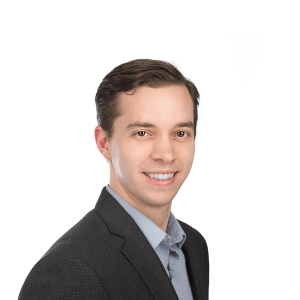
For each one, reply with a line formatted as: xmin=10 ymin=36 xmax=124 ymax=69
xmin=94 ymin=126 xmax=111 ymax=160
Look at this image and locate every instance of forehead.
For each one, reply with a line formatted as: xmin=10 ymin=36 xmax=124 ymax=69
xmin=117 ymin=85 xmax=194 ymax=125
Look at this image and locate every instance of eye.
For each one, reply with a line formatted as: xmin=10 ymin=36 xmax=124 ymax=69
xmin=136 ymin=131 xmax=148 ymax=137
xmin=176 ymin=131 xmax=188 ymax=138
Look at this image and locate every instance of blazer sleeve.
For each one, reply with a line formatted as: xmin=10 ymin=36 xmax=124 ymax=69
xmin=18 ymin=253 xmax=108 ymax=300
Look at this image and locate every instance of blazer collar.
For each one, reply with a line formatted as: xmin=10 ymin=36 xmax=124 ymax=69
xmin=181 ymin=238 xmax=206 ymax=300
xmin=95 ymin=187 xmax=179 ymax=300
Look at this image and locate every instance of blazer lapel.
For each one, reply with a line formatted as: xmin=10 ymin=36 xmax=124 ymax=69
xmin=182 ymin=235 xmax=206 ymax=300
xmin=95 ymin=188 xmax=179 ymax=300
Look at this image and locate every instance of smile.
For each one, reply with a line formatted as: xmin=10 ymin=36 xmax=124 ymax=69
xmin=143 ymin=172 xmax=177 ymax=180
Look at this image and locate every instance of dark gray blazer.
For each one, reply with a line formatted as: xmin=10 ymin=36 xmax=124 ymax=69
xmin=19 ymin=187 xmax=209 ymax=300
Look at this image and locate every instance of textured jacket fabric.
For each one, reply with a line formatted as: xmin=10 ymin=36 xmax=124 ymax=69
xmin=19 ymin=187 xmax=209 ymax=300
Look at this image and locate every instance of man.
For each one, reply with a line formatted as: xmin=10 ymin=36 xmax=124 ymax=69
xmin=19 ymin=59 xmax=209 ymax=300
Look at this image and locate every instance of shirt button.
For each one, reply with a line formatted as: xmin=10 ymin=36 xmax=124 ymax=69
xmin=163 ymin=236 xmax=167 ymax=241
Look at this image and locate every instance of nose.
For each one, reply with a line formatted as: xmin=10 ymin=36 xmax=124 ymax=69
xmin=150 ymin=136 xmax=177 ymax=164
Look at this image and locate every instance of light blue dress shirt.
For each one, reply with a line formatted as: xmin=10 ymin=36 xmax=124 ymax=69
xmin=106 ymin=185 xmax=194 ymax=300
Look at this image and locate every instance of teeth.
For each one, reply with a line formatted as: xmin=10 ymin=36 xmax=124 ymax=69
xmin=145 ymin=172 xmax=176 ymax=180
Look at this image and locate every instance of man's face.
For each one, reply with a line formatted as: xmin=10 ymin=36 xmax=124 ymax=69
xmin=105 ymin=84 xmax=195 ymax=209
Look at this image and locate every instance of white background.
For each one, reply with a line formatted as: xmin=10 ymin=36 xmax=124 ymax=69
xmin=1 ymin=1 xmax=299 ymax=299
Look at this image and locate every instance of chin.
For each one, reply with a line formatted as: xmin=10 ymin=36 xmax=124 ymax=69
xmin=140 ymin=191 xmax=175 ymax=207
xmin=122 ymin=179 xmax=180 ymax=208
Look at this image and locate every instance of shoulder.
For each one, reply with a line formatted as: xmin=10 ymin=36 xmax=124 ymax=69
xmin=19 ymin=251 xmax=107 ymax=300
xmin=177 ymin=219 xmax=209 ymax=256
xmin=19 ymin=209 xmax=111 ymax=299
xmin=45 ymin=208 xmax=118 ymax=259
xmin=178 ymin=219 xmax=207 ymax=244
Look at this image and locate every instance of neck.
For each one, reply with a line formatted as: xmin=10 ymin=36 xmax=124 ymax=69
xmin=108 ymin=185 xmax=172 ymax=233
xmin=135 ymin=201 xmax=171 ymax=232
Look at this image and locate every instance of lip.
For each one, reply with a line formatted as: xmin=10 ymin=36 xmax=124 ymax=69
xmin=143 ymin=171 xmax=178 ymax=187
xmin=143 ymin=171 xmax=177 ymax=174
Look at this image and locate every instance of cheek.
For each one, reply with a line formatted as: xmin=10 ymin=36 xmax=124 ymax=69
xmin=121 ymin=140 xmax=151 ymax=161
xmin=178 ymin=143 xmax=195 ymax=167
xmin=112 ymin=142 xmax=146 ymax=177
xmin=109 ymin=142 xmax=124 ymax=176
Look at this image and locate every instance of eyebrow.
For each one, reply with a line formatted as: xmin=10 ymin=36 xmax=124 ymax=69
xmin=125 ymin=121 xmax=194 ymax=130
xmin=126 ymin=122 xmax=157 ymax=130
xmin=175 ymin=121 xmax=194 ymax=129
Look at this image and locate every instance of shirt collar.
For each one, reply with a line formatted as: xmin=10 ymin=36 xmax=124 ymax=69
xmin=106 ymin=185 xmax=186 ymax=250
xmin=166 ymin=212 xmax=186 ymax=249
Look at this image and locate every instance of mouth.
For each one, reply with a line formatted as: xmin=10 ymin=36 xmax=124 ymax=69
xmin=143 ymin=171 xmax=178 ymax=180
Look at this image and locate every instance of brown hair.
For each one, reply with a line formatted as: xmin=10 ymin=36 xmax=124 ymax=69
xmin=95 ymin=59 xmax=200 ymax=139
